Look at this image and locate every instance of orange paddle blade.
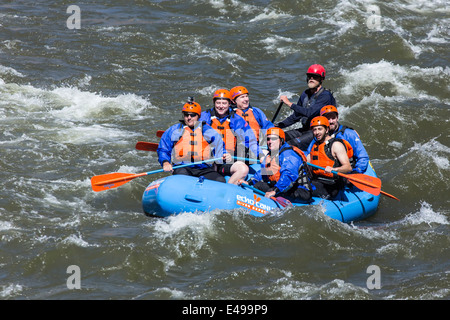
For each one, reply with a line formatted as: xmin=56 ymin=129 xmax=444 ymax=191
xmin=135 ymin=141 xmax=158 ymax=152
xmin=347 ymin=179 xmax=380 ymax=196
xmin=345 ymin=173 xmax=381 ymax=188
xmin=340 ymin=173 xmax=381 ymax=196
xmin=91 ymin=172 xmax=146 ymax=192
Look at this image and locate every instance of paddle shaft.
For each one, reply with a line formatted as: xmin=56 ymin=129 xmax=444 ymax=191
xmin=238 ymin=180 xmax=288 ymax=208
xmin=271 ymin=102 xmax=284 ymax=123
xmin=93 ymin=157 xmax=222 ymax=188
xmin=307 ymin=163 xmax=399 ymax=200
xmin=135 ymin=142 xmax=260 ymax=163
xmin=307 ymin=163 xmax=379 ymax=188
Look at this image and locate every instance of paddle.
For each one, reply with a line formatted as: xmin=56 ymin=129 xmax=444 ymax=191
xmin=271 ymin=102 xmax=284 ymax=123
xmin=135 ymin=141 xmax=158 ymax=151
xmin=135 ymin=141 xmax=261 ymax=163
xmin=91 ymin=157 xmax=222 ymax=192
xmin=238 ymin=180 xmax=292 ymax=208
xmin=307 ymin=163 xmax=399 ymax=201
xmin=156 ymin=130 xmax=165 ymax=138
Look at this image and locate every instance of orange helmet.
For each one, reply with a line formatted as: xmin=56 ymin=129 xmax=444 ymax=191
xmin=229 ymin=86 xmax=249 ymax=100
xmin=266 ymin=127 xmax=285 ymax=141
xmin=310 ymin=116 xmax=329 ymax=128
xmin=182 ymin=99 xmax=201 ymax=116
xmin=320 ymin=105 xmax=338 ymax=116
xmin=213 ymin=89 xmax=231 ymax=101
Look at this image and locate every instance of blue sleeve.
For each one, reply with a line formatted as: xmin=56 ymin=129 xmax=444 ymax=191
xmin=253 ymin=107 xmax=274 ymax=129
xmin=157 ymin=124 xmax=179 ymax=166
xmin=340 ymin=129 xmax=369 ymax=173
xmin=275 ymin=151 xmax=301 ymax=193
xmin=290 ymin=90 xmax=336 ymax=118
xmin=251 ymin=169 xmax=262 ymax=183
xmin=231 ymin=114 xmax=262 ymax=158
xmin=304 ymin=140 xmax=315 ymax=158
xmin=202 ymin=124 xmax=226 ymax=162
xmin=199 ymin=111 xmax=211 ymax=124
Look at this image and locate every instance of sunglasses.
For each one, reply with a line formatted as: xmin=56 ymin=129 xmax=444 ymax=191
xmin=267 ymin=136 xmax=280 ymax=141
xmin=183 ymin=112 xmax=198 ymax=118
xmin=307 ymin=74 xmax=322 ymax=81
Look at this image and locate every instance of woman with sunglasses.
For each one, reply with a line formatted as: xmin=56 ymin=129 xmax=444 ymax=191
xmin=276 ymin=64 xmax=336 ymax=152
xmin=246 ymin=127 xmax=312 ymax=202
xmin=157 ymin=98 xmax=229 ymax=183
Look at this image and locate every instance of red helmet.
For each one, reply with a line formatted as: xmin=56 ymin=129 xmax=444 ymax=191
xmin=182 ymin=100 xmax=201 ymax=116
xmin=229 ymin=86 xmax=249 ymax=100
xmin=266 ymin=127 xmax=285 ymax=141
xmin=310 ymin=116 xmax=329 ymax=128
xmin=306 ymin=64 xmax=326 ymax=79
xmin=213 ymin=89 xmax=231 ymax=101
xmin=320 ymin=105 xmax=338 ymax=116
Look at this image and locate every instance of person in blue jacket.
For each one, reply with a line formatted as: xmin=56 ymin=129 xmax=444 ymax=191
xmin=229 ymin=86 xmax=274 ymax=143
xmin=317 ymin=105 xmax=369 ymax=174
xmin=247 ymin=127 xmax=312 ymax=201
xmin=276 ymin=64 xmax=336 ymax=152
xmin=200 ymin=89 xmax=265 ymax=184
xmin=157 ymin=98 xmax=229 ymax=183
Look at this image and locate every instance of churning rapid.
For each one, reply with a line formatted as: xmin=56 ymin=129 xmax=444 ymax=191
xmin=0 ymin=0 xmax=449 ymax=300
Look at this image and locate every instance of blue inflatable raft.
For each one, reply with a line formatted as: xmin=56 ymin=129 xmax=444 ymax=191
xmin=142 ymin=163 xmax=380 ymax=223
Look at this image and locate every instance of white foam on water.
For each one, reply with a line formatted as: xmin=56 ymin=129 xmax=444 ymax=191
xmin=1 ymin=78 xmax=154 ymax=145
xmin=402 ymin=0 xmax=449 ymax=13
xmin=326 ymin=0 xmax=449 ymax=58
xmin=56 ymin=124 xmax=138 ymax=145
xmin=1 ymin=78 xmax=153 ymax=119
xmin=0 ymin=64 xmax=24 ymax=78
xmin=249 ymin=8 xmax=292 ymax=22
xmin=410 ymin=138 xmax=450 ymax=171
xmin=274 ymin=277 xmax=369 ymax=299
xmin=148 ymin=211 xmax=219 ymax=266
xmin=338 ymin=61 xmax=450 ymax=104
xmin=184 ymin=38 xmax=246 ymax=65
xmin=152 ymin=211 xmax=216 ymax=236
xmin=49 ymin=86 xmax=151 ymax=120
xmin=0 ymin=221 xmax=16 ymax=231
xmin=198 ymin=85 xmax=219 ymax=97
xmin=403 ymin=202 xmax=449 ymax=226
xmin=260 ymin=35 xmax=296 ymax=57
xmin=339 ymin=61 xmax=412 ymax=97
xmin=61 ymin=233 xmax=99 ymax=248
xmin=0 ymin=283 xmax=24 ymax=298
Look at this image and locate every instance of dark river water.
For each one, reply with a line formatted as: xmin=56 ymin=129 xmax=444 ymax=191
xmin=0 ymin=0 xmax=449 ymax=301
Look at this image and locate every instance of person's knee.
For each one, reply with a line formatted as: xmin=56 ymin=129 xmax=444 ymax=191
xmin=231 ymin=161 xmax=249 ymax=177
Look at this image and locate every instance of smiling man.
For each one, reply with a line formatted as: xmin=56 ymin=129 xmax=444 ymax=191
xmin=157 ymin=98 xmax=228 ymax=183
xmin=200 ymin=89 xmax=264 ymax=184
xmin=229 ymin=86 xmax=274 ymax=144
xmin=306 ymin=116 xmax=352 ymax=199
xmin=277 ymin=64 xmax=336 ymax=151
xmin=319 ymin=105 xmax=369 ymax=174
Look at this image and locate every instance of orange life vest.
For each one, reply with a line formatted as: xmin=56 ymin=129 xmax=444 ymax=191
xmin=310 ymin=138 xmax=353 ymax=178
xmin=234 ymin=107 xmax=261 ymax=141
xmin=173 ymin=123 xmax=211 ymax=163
xmin=263 ymin=145 xmax=307 ymax=182
xmin=210 ymin=116 xmax=237 ymax=154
